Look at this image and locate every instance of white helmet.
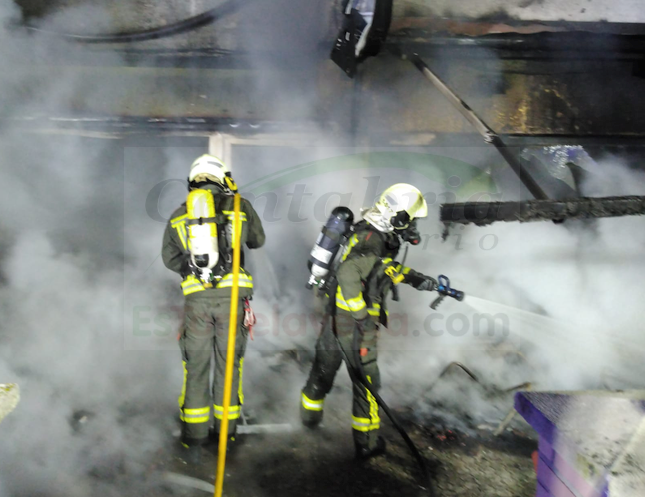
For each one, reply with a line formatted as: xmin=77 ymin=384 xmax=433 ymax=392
xmin=188 ymin=154 xmax=237 ymax=194
xmin=363 ymin=183 xmax=428 ymax=232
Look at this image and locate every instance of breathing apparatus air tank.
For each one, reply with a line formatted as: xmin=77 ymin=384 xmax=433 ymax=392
xmin=307 ymin=206 xmax=354 ymax=288
xmin=186 ymin=189 xmax=219 ymax=282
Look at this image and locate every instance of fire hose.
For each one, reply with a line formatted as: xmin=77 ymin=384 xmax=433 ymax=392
xmin=22 ymin=0 xmax=247 ymax=44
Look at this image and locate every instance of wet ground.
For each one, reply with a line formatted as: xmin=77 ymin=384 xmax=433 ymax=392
xmin=149 ymin=408 xmax=538 ymax=497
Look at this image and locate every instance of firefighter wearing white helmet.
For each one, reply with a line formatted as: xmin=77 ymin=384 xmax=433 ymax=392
xmin=162 ymin=154 xmax=265 ymax=454
xmin=188 ymin=154 xmax=239 ymax=195
xmin=301 ymin=183 xmax=438 ymax=460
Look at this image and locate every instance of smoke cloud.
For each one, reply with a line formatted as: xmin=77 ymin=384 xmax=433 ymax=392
xmin=2 ymin=1 xmax=645 ymax=495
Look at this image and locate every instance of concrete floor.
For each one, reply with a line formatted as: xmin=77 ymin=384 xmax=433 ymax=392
xmin=151 ymin=410 xmax=537 ymax=497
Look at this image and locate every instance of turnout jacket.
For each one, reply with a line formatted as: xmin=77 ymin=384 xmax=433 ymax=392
xmin=335 ymin=221 xmax=431 ymax=323
xmin=162 ymin=186 xmax=265 ymax=299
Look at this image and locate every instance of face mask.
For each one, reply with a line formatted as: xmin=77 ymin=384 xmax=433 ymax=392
xmin=399 ymin=219 xmax=421 ymax=245
xmin=390 ymin=210 xmax=411 ymax=229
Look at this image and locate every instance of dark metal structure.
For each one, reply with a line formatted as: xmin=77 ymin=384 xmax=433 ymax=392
xmin=440 ymin=196 xmax=645 ymax=226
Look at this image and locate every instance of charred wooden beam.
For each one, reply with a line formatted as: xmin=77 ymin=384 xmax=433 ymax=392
xmin=441 ymin=196 xmax=645 ymax=226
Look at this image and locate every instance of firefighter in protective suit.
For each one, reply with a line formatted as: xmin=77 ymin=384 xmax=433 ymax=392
xmin=162 ymin=154 xmax=265 ymax=449
xmin=301 ymin=184 xmax=438 ymax=460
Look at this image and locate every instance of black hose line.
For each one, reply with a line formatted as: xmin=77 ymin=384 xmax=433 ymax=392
xmin=333 ymin=319 xmax=436 ymax=497
xmin=23 ymin=0 xmax=245 ymax=44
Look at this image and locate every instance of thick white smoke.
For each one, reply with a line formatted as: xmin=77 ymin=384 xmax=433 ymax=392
xmin=2 ymin=0 xmax=645 ymax=495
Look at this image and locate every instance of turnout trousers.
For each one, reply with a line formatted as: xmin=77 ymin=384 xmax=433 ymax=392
xmin=178 ymin=295 xmax=248 ymax=445
xmin=301 ymin=310 xmax=382 ymax=449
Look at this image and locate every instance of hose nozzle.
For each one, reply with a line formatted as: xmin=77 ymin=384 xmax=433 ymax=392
xmin=431 ymin=275 xmax=465 ymax=309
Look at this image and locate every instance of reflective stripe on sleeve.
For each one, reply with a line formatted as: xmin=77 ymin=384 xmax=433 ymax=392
xmin=171 ymin=215 xmax=189 ymax=251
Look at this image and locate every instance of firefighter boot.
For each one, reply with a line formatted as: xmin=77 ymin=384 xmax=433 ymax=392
xmin=355 ymin=436 xmax=386 ymax=461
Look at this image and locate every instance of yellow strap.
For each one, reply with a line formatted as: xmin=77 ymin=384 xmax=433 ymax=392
xmin=341 ymin=233 xmax=359 ymax=261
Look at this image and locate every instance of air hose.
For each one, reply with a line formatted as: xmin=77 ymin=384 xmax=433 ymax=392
xmin=23 ymin=0 xmax=246 ymax=44
xmin=333 ymin=320 xmax=436 ymax=497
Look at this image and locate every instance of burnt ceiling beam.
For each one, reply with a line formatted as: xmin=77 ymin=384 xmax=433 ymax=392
xmin=440 ymin=196 xmax=645 ymax=226
xmin=388 ymin=32 xmax=645 ymax=61
xmin=1 ymin=116 xmax=331 ymax=136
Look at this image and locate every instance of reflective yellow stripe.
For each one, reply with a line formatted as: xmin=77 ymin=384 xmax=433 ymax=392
xmin=336 ymin=298 xmax=351 ymax=312
xmin=341 ymin=233 xmax=359 ymax=261
xmin=351 ymin=416 xmax=380 ymax=432
xmin=216 ymin=272 xmax=253 ymax=289
xmin=238 ymin=358 xmax=245 ymax=405
xmin=182 ymin=272 xmax=254 ymax=293
xmin=171 ymin=215 xmax=189 ymax=251
xmin=336 ymin=286 xmax=366 ymax=312
xmin=403 ymin=267 xmax=411 ymax=275
xmin=222 ymin=211 xmax=248 ymax=222
xmin=367 ymin=303 xmax=388 ymax=317
xmin=184 ymin=407 xmax=210 ymax=415
xmin=171 ymin=214 xmax=188 ymax=227
xmin=366 ymin=375 xmax=380 ymax=428
xmin=301 ymin=392 xmax=324 ymax=411
xmin=180 ymin=406 xmax=210 ymax=424
xmin=181 ymin=274 xmax=206 ymax=295
xmin=213 ymin=404 xmax=241 ymax=420
xmin=178 ymin=360 xmax=188 ymax=408
xmin=352 ymin=375 xmax=380 ymax=432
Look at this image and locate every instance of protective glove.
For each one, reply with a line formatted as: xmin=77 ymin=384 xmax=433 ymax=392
xmin=417 ymin=275 xmax=438 ymax=292
xmin=405 ymin=272 xmax=437 ymax=292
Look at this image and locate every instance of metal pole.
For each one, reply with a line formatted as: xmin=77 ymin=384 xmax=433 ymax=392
xmin=403 ymin=52 xmax=549 ymax=200
xmin=214 ymin=193 xmax=242 ymax=497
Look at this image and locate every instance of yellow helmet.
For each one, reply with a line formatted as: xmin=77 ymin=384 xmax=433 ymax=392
xmin=188 ymin=154 xmax=237 ymax=194
xmin=364 ymin=183 xmax=428 ymax=231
